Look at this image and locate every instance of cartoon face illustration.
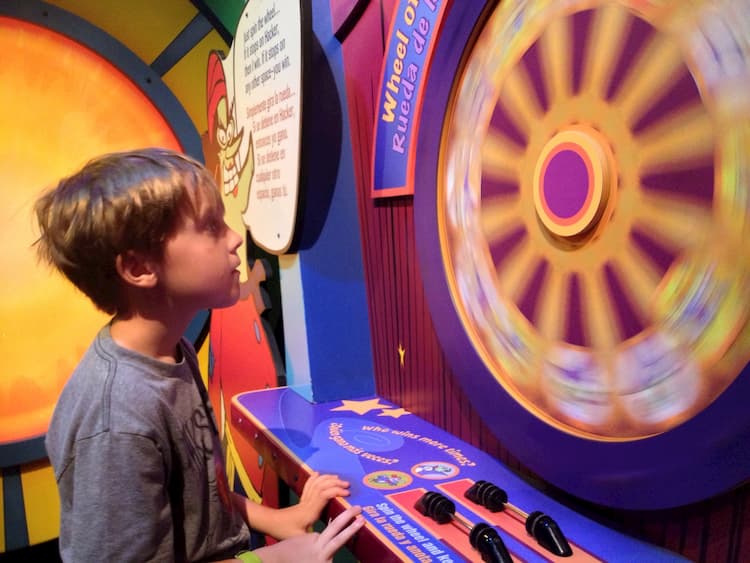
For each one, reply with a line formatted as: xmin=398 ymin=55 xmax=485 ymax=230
xmin=363 ymin=470 xmax=413 ymax=490
xmin=411 ymin=462 xmax=459 ymax=480
xmin=213 ymin=96 xmax=247 ymax=199
xmin=207 ymin=50 xmax=255 ymax=285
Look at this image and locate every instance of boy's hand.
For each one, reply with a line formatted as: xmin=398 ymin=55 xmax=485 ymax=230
xmin=307 ymin=505 xmax=365 ymax=561
xmin=237 ymin=471 xmax=353 ymax=539
xmin=251 ymin=506 xmax=365 ymax=563
xmin=293 ymin=471 xmax=351 ymax=530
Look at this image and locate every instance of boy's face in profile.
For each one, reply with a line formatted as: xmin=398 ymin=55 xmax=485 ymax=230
xmin=155 ymin=197 xmax=244 ymax=313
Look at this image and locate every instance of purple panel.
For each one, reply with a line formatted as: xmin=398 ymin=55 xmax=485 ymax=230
xmin=603 ymin=261 xmax=644 ymax=339
xmin=482 ymin=176 xmax=519 ymax=199
xmin=641 ymin=163 xmax=714 ymax=202
xmin=565 ymin=273 xmax=587 ymax=346
xmin=629 ymin=227 xmax=677 ymax=276
xmin=605 ymin=15 xmax=654 ymax=101
xmin=571 ymin=10 xmax=594 ymax=94
xmin=489 ymin=99 xmax=527 ymax=147
xmin=632 ymin=69 xmax=702 ymax=134
xmin=517 ymin=258 xmax=549 ymax=324
xmin=521 ymin=39 xmax=549 ymax=112
xmin=488 ymin=224 xmax=527 ymax=269
xmin=543 ymin=150 xmax=589 ymax=218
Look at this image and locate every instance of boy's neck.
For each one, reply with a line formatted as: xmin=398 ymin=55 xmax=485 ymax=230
xmin=110 ymin=313 xmax=189 ymax=363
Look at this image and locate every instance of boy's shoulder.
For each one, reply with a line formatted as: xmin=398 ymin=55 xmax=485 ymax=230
xmin=51 ymin=328 xmax=195 ymax=441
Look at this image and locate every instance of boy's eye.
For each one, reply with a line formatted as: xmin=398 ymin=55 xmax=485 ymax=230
xmin=199 ymin=216 xmax=224 ymax=235
xmin=209 ymin=220 xmax=224 ymax=234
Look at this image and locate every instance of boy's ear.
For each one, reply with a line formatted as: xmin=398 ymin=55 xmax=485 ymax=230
xmin=115 ymin=250 xmax=158 ymax=288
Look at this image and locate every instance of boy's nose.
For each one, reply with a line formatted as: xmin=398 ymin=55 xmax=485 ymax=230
xmin=229 ymin=228 xmax=243 ymax=251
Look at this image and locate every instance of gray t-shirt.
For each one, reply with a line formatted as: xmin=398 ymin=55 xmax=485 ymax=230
xmin=45 ymin=325 xmax=250 ymax=562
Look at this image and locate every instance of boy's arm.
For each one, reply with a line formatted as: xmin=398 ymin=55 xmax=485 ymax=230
xmin=231 ymin=472 xmax=351 ymax=539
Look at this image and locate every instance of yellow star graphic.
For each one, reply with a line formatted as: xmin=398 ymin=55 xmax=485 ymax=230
xmin=378 ymin=408 xmax=410 ymax=419
xmin=398 ymin=344 xmax=406 ymax=367
xmin=330 ymin=398 xmax=389 ymax=415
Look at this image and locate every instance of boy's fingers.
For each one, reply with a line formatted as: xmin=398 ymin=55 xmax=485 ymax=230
xmin=317 ymin=476 xmax=350 ymax=491
xmin=318 ymin=506 xmax=362 ymax=539
xmin=302 ymin=472 xmax=321 ymax=487
xmin=318 ymin=486 xmax=351 ymax=500
xmin=319 ymin=511 xmax=365 ymax=558
xmin=302 ymin=475 xmax=350 ymax=501
xmin=312 ymin=474 xmax=345 ymax=487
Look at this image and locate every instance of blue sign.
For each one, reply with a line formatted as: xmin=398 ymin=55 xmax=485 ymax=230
xmin=372 ymin=0 xmax=445 ymax=198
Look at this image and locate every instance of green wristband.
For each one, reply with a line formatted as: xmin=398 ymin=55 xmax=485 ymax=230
xmin=235 ymin=550 xmax=262 ymax=563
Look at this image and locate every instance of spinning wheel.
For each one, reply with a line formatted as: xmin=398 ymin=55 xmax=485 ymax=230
xmin=415 ymin=0 xmax=750 ymax=507
xmin=442 ymin=1 xmax=750 ymax=439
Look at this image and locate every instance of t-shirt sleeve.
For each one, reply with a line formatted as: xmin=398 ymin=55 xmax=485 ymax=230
xmin=60 ymin=431 xmax=173 ymax=562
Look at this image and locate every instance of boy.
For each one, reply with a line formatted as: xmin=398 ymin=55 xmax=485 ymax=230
xmin=34 ymin=148 xmax=364 ymax=562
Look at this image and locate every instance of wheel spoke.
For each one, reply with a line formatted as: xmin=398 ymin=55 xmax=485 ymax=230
xmin=581 ymin=269 xmax=618 ymax=349
xmin=488 ymin=100 xmax=528 ymax=148
xmin=540 ymin=14 xmax=572 ymax=103
xmin=482 ymin=129 xmax=524 ymax=182
xmin=614 ymin=36 xmax=684 ymax=128
xmin=604 ymin=261 xmax=646 ymax=340
xmin=637 ymin=104 xmax=714 ymax=171
xmin=487 ymin=223 xmax=527 ymax=273
xmin=637 ymin=192 xmax=714 ymax=252
xmin=629 ymin=226 xmax=679 ymax=278
xmin=581 ymin=3 xmax=630 ymax=98
xmin=564 ymin=273 xmax=587 ymax=346
xmin=537 ymin=267 xmax=567 ymax=342
xmin=498 ymin=63 xmax=544 ymax=138
xmin=611 ymin=248 xmax=660 ymax=323
xmin=496 ymin=238 xmax=538 ymax=303
xmin=516 ymin=258 xmax=550 ymax=325
xmin=480 ymin=196 xmax=522 ymax=240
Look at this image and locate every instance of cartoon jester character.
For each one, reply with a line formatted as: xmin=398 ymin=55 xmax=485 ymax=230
xmin=206 ymin=50 xmax=255 ymax=290
xmin=205 ymin=50 xmax=282 ymax=512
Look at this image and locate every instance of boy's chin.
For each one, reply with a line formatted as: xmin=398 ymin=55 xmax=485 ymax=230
xmin=216 ymin=293 xmax=241 ymax=310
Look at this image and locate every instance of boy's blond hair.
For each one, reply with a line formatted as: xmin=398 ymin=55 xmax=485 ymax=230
xmin=34 ymin=147 xmax=223 ymax=315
